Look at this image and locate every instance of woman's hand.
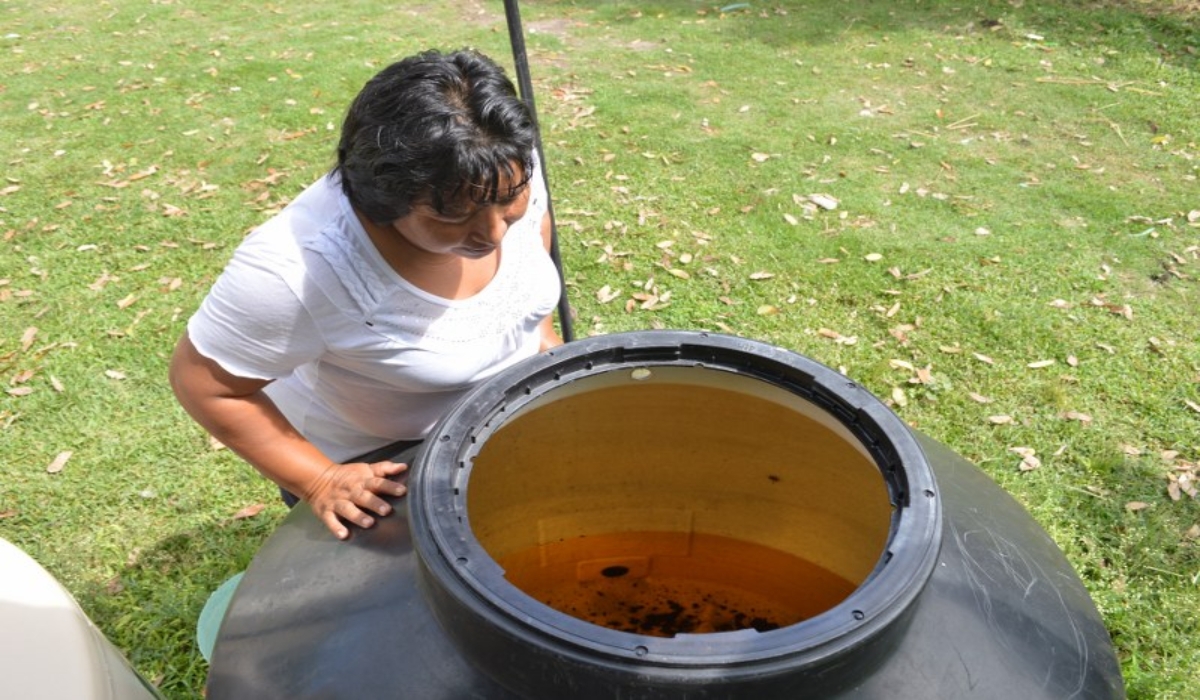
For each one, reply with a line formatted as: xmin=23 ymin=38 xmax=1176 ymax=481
xmin=170 ymin=333 xmax=410 ymax=541
xmin=303 ymin=460 xmax=409 ymax=540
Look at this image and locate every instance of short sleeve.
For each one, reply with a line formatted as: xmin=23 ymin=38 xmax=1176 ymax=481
xmin=527 ymin=150 xmax=549 ymax=221
xmin=187 ymin=239 xmax=325 ymax=381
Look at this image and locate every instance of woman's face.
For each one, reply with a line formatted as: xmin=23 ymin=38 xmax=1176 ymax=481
xmin=390 ymin=168 xmax=531 ymax=260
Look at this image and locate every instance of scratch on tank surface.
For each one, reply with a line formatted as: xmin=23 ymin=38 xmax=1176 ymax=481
xmin=948 ymin=513 xmax=1093 ymax=699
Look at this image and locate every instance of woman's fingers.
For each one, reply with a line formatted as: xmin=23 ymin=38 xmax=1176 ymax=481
xmin=309 ymin=461 xmax=411 ymax=539
xmin=368 ymin=475 xmax=407 ymax=500
xmin=354 ymin=488 xmax=394 ymax=517
xmin=374 ymin=460 xmax=408 ymax=477
xmin=362 ymin=461 xmax=408 ymax=503
xmin=335 ymin=499 xmax=375 ymax=530
xmin=320 ymin=510 xmax=352 ymax=541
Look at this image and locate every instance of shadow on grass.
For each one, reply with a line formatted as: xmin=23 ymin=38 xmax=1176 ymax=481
xmin=574 ymin=0 xmax=1198 ymax=73
xmin=77 ymin=513 xmax=284 ymax=700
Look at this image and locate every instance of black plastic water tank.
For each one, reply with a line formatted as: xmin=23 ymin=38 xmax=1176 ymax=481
xmin=207 ymin=331 xmax=1125 ymax=699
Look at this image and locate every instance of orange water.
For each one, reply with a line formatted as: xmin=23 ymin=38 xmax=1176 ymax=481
xmin=495 ymin=531 xmax=858 ymax=637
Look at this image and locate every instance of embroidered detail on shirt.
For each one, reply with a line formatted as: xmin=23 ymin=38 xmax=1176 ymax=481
xmin=303 ymin=221 xmax=384 ymax=317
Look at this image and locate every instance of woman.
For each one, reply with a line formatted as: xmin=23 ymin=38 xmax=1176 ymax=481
xmin=170 ymin=49 xmax=563 ymax=540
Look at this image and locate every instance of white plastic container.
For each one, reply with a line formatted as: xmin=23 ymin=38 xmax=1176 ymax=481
xmin=0 ymin=538 xmax=162 ymax=700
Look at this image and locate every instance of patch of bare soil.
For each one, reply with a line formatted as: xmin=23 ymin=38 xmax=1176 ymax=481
xmin=527 ymin=18 xmax=574 ymax=41
xmin=426 ymin=0 xmax=495 ymax=28
xmin=1098 ymin=0 xmax=1200 ymax=18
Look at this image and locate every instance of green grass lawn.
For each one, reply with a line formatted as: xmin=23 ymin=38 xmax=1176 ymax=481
xmin=2 ymin=1 xmax=1197 ymax=697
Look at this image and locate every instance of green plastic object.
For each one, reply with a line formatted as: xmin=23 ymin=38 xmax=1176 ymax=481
xmin=197 ymin=572 xmax=244 ymax=662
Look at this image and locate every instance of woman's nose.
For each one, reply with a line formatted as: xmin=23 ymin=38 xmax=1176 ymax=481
xmin=475 ymin=206 xmax=509 ymax=244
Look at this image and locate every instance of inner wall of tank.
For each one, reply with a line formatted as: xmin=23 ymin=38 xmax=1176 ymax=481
xmin=467 ymin=365 xmax=893 ymax=633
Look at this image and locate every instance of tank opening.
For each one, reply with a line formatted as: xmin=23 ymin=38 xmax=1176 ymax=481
xmin=466 ymin=366 xmax=893 ymax=638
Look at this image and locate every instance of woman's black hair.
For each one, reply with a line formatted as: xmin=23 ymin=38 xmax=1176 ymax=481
xmin=332 ymin=49 xmax=536 ymax=224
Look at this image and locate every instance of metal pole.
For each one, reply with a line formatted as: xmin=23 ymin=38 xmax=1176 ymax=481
xmin=502 ymin=0 xmax=575 ymax=343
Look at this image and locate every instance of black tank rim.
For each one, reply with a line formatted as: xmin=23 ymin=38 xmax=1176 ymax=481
xmin=410 ymin=330 xmax=942 ymax=672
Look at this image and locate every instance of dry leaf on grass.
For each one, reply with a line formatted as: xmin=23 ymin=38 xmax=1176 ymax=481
xmin=47 ymin=451 xmax=72 ymax=474
xmin=88 ymin=272 xmax=119 ymax=291
xmin=232 ymin=503 xmax=267 ymax=520
xmin=1010 ymin=447 xmax=1041 ymax=471
xmin=1167 ymin=473 xmax=1197 ymax=502
xmin=808 ymin=193 xmax=839 ymax=210
xmin=21 ymin=327 xmax=37 ymax=352
xmin=817 ymin=328 xmax=857 ymax=345
xmin=595 ymin=285 xmax=620 ymax=304
xmin=1090 ymin=296 xmax=1134 ymax=320
xmin=889 ymin=324 xmax=913 ymax=345
xmin=1061 ymin=411 xmax=1093 ymax=424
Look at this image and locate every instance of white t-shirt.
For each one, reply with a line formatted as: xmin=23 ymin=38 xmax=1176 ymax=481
xmin=187 ymin=166 xmax=561 ymax=462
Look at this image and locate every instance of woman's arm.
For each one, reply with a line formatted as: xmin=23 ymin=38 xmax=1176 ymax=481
xmin=538 ymin=211 xmax=565 ymax=351
xmin=169 ymin=333 xmax=406 ymax=540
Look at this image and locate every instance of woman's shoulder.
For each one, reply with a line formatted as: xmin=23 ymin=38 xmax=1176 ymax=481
xmin=246 ymin=175 xmax=343 ymax=244
xmin=224 ymin=175 xmax=358 ymax=278
xmin=234 ymin=175 xmax=392 ymax=320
